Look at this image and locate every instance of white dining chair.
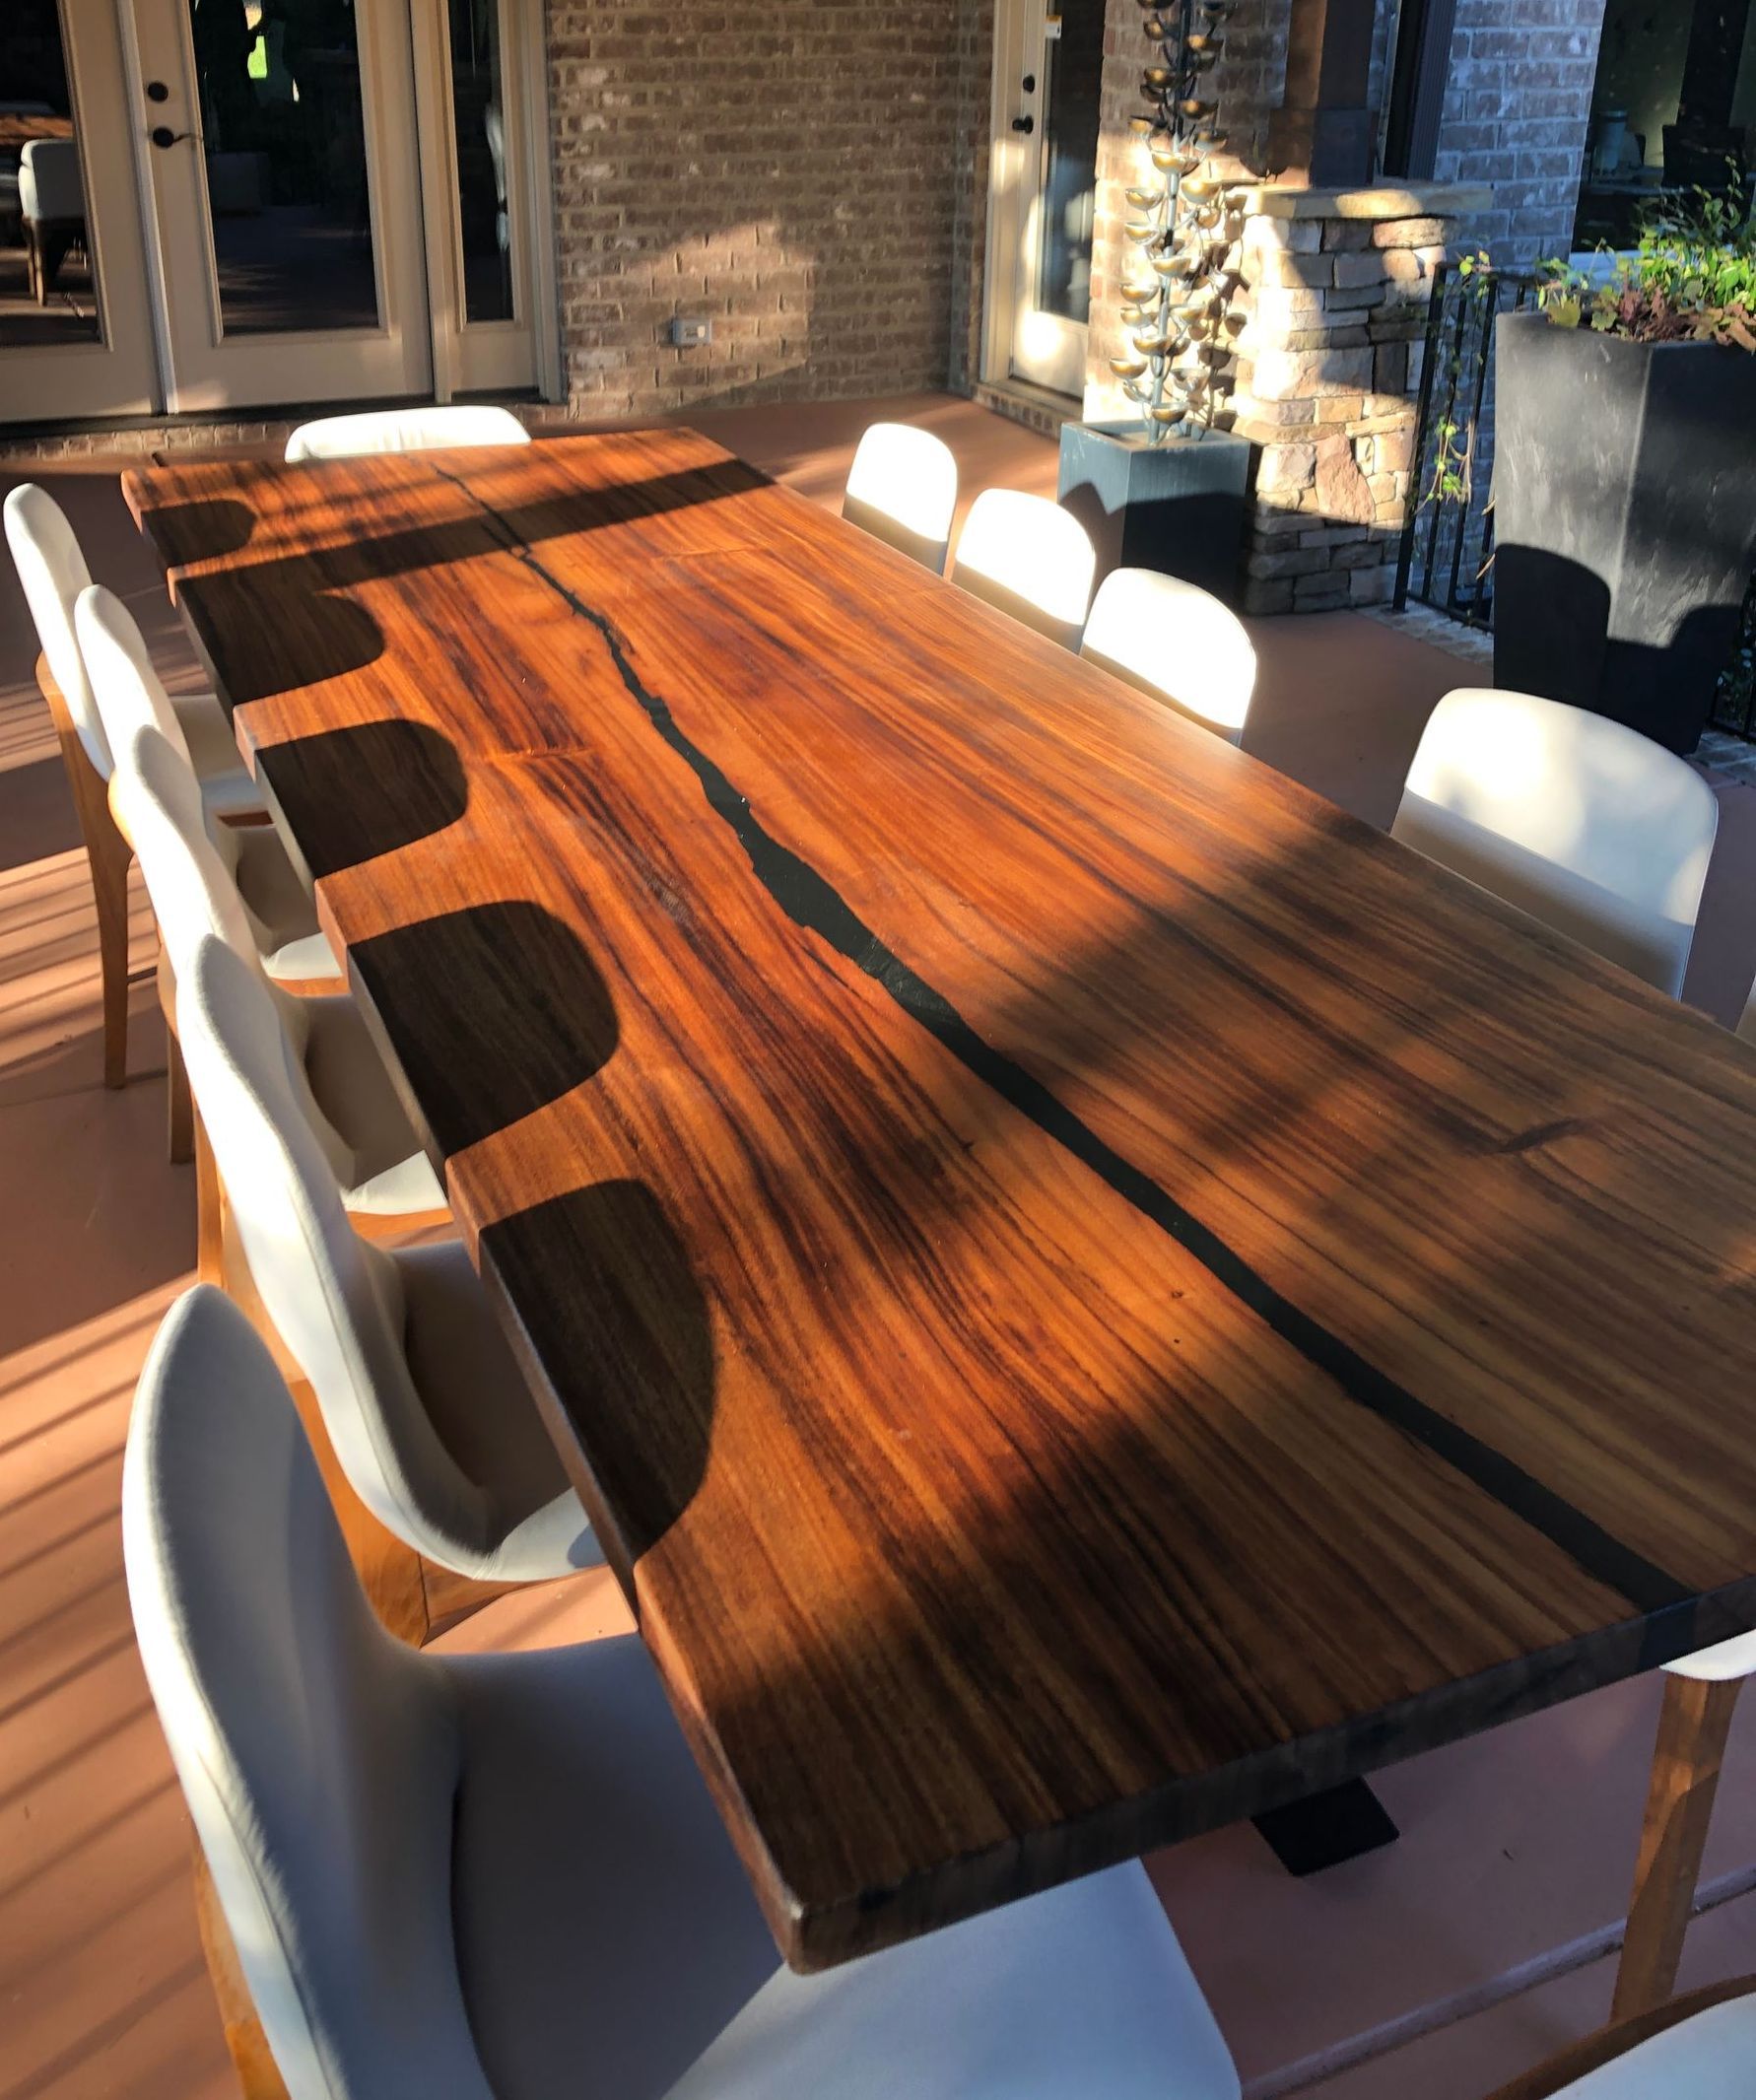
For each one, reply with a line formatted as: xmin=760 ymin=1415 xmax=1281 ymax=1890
xmin=4 ymin=486 xmax=264 ymax=1090
xmin=121 ymin=726 xmax=440 ymax=1236
xmin=1390 ymin=687 xmax=1718 ymax=998
xmin=1488 ymin=1978 xmax=1756 ymax=2097
xmin=952 ymin=490 xmax=1098 ymax=650
xmin=1081 ymin=569 xmax=1257 ymax=742
xmin=175 ymin=932 xmax=590 ymax=1584
xmin=18 ymin=136 xmax=83 ymax=303
xmin=842 ymin=421 xmax=960 ymax=574
xmin=126 ymin=1279 xmax=1243 ymax=2100
xmin=285 ymin=404 xmax=531 ymax=462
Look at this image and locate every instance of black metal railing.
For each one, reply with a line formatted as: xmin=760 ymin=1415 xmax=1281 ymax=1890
xmin=1394 ymin=261 xmax=1540 ymax=629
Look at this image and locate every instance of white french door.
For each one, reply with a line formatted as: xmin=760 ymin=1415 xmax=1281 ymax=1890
xmin=985 ymin=0 xmax=1105 ymax=400
xmin=0 ymin=0 xmax=554 ymax=427
xmin=131 ymin=0 xmax=434 ymax=411
xmin=0 ymin=0 xmax=161 ymax=423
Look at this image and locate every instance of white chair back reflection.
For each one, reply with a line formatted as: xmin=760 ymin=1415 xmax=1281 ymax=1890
xmin=1390 ymin=687 xmax=1718 ymax=997
xmin=125 ymin=1283 xmax=1242 ymax=2100
xmin=953 ymin=490 xmax=1097 ymax=649
xmin=19 ymin=136 xmax=82 ymax=221
xmin=1081 ymin=569 xmax=1256 ymax=743
xmin=174 ymin=932 xmax=591 ymax=1582
xmin=285 ymin=405 xmax=530 ymax=461
xmin=842 ymin=422 xmax=959 ymax=573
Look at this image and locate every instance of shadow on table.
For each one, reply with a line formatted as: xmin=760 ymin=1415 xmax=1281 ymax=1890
xmin=260 ymin=718 xmax=469 ymax=879
xmin=478 ymin=1179 xmax=715 ymax=1573
xmin=141 ymin=461 xmax=772 ymax=705
xmin=347 ymin=899 xmax=620 ymax=1156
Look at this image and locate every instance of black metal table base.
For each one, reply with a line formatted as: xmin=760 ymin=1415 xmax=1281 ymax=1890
xmin=1251 ymin=1779 xmax=1400 ymax=1876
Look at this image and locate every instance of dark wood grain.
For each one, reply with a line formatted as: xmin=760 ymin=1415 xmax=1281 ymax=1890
xmin=127 ymin=434 xmax=1756 ymax=1972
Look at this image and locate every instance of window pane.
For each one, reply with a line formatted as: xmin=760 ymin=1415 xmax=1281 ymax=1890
xmin=189 ymin=0 xmax=380 ymax=334
xmin=1036 ymin=0 xmax=1103 ymax=325
xmin=448 ymin=0 xmax=512 ymax=323
xmin=0 ymin=0 xmax=101 ymax=348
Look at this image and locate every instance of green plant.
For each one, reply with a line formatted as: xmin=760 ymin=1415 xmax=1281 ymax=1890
xmin=1420 ymin=248 xmax=1496 ymax=510
xmin=1111 ymin=0 xmax=1250 ymax=444
xmin=1536 ymin=174 xmax=1756 ymax=350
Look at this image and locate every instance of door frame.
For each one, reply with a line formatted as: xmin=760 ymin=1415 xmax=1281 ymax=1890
xmin=980 ymin=0 xmax=1093 ymax=403
xmin=409 ymin=0 xmax=560 ymax=401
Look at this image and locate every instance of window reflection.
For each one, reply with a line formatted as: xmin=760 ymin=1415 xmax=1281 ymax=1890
xmin=448 ymin=0 xmax=512 ymax=324
xmin=189 ymin=0 xmax=379 ymax=335
xmin=0 ymin=0 xmax=100 ymax=348
xmin=1037 ymin=0 xmax=1102 ymax=326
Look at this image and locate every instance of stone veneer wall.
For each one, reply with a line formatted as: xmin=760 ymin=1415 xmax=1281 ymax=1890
xmin=541 ymin=0 xmax=988 ymax=420
xmin=1229 ymin=188 xmax=1481 ymax=613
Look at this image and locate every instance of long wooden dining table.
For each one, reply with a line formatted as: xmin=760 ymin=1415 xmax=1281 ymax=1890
xmin=126 ymin=430 xmax=1756 ymax=1974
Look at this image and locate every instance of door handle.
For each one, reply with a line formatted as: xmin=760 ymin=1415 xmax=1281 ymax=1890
xmin=1011 ymin=114 xmax=1035 ymax=134
xmin=149 ymin=125 xmax=193 ymax=149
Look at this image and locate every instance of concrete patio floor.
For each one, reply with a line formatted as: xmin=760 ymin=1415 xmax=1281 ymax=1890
xmin=4 ymin=394 xmax=1756 ymax=2100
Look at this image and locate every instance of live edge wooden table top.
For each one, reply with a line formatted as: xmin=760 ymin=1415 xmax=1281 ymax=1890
xmin=128 ymin=431 xmax=1756 ymax=1971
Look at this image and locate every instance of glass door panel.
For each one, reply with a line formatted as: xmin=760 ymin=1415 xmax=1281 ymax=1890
xmin=418 ymin=0 xmax=539 ymax=393
xmin=0 ymin=0 xmax=158 ymax=421
xmin=133 ymin=0 xmax=432 ymax=412
xmin=195 ymin=0 xmax=381 ymax=334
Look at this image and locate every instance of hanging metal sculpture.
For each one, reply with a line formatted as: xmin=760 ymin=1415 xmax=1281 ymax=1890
xmin=1112 ymin=0 xmax=1248 ymax=443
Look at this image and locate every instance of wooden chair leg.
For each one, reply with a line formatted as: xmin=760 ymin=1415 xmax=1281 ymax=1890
xmin=193 ymin=1109 xmax=223 ymax=1286
xmin=1612 ymin=1672 xmax=1745 ymax=2020
xmin=168 ymin=1025 xmax=195 ymax=1166
xmin=191 ymin=1846 xmax=291 ymax=2100
xmin=34 ymin=652 xmax=134 ymax=1089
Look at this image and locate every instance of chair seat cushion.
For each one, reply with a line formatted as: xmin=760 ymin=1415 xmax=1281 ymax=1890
xmin=229 ymin=826 xmax=341 ymax=984
xmin=300 ymin=996 xmax=446 ymax=1216
xmin=169 ymin=690 xmax=263 ymax=821
xmin=396 ymin=1240 xmax=594 ymax=1581
xmin=448 ymin=1636 xmax=1239 ymax=2100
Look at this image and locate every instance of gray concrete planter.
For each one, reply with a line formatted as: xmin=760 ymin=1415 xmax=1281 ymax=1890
xmin=1493 ymin=311 xmax=1756 ymax=755
xmin=1057 ymin=421 xmax=1249 ymax=606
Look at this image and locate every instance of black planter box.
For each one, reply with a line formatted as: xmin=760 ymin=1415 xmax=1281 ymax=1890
xmin=1494 ymin=311 xmax=1756 ymax=755
xmin=1057 ymin=420 xmax=1249 ymax=605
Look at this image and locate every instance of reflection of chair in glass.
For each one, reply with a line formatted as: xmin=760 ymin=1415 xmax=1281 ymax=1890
xmin=19 ymin=138 xmax=84 ymax=303
xmin=285 ymin=404 xmax=530 ymax=460
xmin=485 ymin=103 xmax=508 ymax=255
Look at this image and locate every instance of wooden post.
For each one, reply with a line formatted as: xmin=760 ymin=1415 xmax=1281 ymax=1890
xmin=1265 ymin=0 xmax=1380 ymax=186
xmin=1612 ymin=1672 xmax=1745 ymax=2019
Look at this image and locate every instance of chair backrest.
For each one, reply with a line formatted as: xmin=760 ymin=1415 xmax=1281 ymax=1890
xmin=842 ymin=422 xmax=959 ymax=574
xmin=3 ymin=483 xmax=109 ymax=776
xmin=952 ymin=489 xmax=1096 ymax=648
xmin=123 ymin=1284 xmax=493 ymax=2100
xmin=174 ymin=932 xmax=502 ymax=1570
xmin=285 ymin=406 xmax=530 ymax=462
xmin=1390 ymin=686 xmax=1719 ymax=998
xmin=484 ymin=104 xmax=507 ymax=206
xmin=1081 ymin=568 xmax=1256 ymax=741
xmin=73 ymin=582 xmax=195 ymax=779
xmin=20 ymin=136 xmax=82 ymax=220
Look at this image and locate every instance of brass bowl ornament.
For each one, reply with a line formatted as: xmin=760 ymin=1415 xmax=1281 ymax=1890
xmin=1116 ymin=0 xmax=1249 ymax=443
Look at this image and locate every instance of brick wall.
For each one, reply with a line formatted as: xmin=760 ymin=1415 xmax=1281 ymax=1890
xmin=543 ymin=0 xmax=984 ymax=420
xmin=1429 ymin=0 xmax=1606 ymax=268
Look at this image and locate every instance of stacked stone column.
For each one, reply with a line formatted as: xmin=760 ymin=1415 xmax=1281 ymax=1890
xmin=1227 ymin=183 xmax=1489 ymax=613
